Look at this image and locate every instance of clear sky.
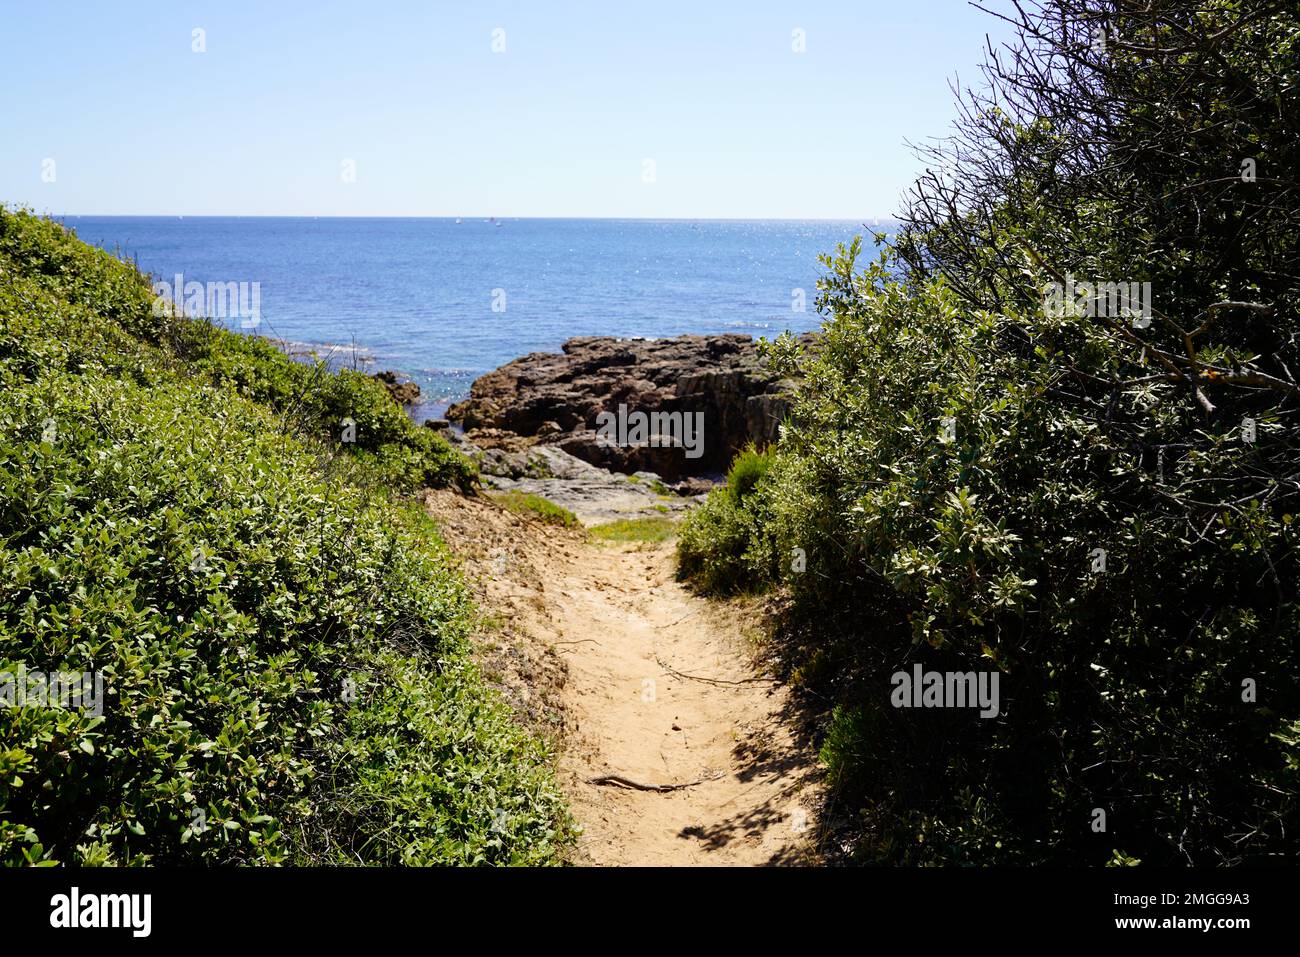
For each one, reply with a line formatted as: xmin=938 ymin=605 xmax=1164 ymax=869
xmin=0 ymin=1 xmax=1013 ymax=219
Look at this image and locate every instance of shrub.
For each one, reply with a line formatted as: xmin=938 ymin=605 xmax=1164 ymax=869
xmin=0 ymin=206 xmax=570 ymax=865
xmin=677 ymin=450 xmax=778 ymax=595
xmin=182 ymin=322 xmax=476 ymax=492
xmin=0 ymin=207 xmax=476 ymax=495
xmin=676 ymin=0 xmax=1300 ymax=865
xmin=724 ymin=444 xmax=773 ymax=506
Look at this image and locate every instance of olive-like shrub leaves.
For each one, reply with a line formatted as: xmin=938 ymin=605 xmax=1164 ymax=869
xmin=0 ymin=208 xmax=569 ymax=865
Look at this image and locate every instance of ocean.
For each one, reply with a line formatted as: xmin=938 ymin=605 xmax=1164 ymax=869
xmin=63 ymin=216 xmax=878 ymax=420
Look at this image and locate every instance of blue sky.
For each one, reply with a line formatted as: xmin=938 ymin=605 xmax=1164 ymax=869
xmin=1 ymin=1 xmax=1013 ymax=218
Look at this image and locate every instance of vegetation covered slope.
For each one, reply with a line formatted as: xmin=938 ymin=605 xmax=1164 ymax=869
xmin=0 ymin=207 xmax=570 ymax=865
xmin=678 ymin=0 xmax=1299 ymax=865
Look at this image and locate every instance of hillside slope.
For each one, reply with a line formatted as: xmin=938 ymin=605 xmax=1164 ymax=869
xmin=0 ymin=208 xmax=571 ymax=865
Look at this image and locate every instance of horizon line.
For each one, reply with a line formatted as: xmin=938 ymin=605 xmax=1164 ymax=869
xmin=47 ymin=212 xmax=896 ymax=223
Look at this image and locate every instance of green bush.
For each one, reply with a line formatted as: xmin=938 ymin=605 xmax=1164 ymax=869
xmin=724 ymin=444 xmax=773 ymax=506
xmin=0 ymin=208 xmax=476 ymax=495
xmin=0 ymin=206 xmax=570 ymax=865
xmin=696 ymin=236 xmax=1299 ymax=865
xmin=181 ymin=322 xmax=476 ymax=492
xmin=676 ymin=1 xmax=1300 ymax=865
xmin=674 ymin=444 xmax=778 ymax=594
xmin=677 ymin=451 xmax=778 ymax=595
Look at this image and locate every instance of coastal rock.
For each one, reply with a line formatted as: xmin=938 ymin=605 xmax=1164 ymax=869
xmin=475 ymin=444 xmax=608 ymax=481
xmin=670 ymin=477 xmax=716 ymax=496
xmin=447 ymin=334 xmax=807 ymax=479
xmin=373 ymin=370 xmax=421 ymax=405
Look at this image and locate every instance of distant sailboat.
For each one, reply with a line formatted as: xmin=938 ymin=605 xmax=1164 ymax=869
xmin=455 ymin=217 xmax=462 ymax=224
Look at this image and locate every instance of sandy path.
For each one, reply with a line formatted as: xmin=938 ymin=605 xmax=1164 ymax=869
xmin=424 ymin=490 xmax=821 ymax=866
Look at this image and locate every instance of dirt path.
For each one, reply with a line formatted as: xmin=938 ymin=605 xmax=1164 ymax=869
xmin=424 ymin=489 xmax=821 ymax=866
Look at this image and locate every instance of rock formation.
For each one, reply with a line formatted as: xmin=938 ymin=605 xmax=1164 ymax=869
xmin=373 ymin=370 xmax=421 ymax=405
xmin=447 ymin=334 xmax=804 ymax=480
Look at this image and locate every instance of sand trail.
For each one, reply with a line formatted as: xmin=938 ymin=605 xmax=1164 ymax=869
xmin=424 ymin=490 xmax=820 ymax=866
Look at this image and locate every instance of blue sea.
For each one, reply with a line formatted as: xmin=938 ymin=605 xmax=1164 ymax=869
xmin=63 ymin=216 xmax=880 ymax=419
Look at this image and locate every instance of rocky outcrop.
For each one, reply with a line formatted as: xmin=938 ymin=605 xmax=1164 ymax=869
xmin=447 ymin=335 xmax=805 ymax=479
xmin=431 ymin=426 xmax=711 ymax=522
xmin=373 ymin=370 xmax=421 ymax=405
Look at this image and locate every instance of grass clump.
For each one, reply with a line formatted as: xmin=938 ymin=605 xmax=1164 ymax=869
xmin=626 ymin=473 xmax=671 ymax=496
xmin=491 ymin=491 xmax=580 ymax=528
xmin=589 ymin=517 xmax=677 ymax=543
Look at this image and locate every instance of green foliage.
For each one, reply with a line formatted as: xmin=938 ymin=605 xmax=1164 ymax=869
xmin=0 ymin=207 xmax=475 ymax=495
xmin=627 ymin=474 xmax=671 ymax=495
xmin=724 ymin=444 xmax=774 ymax=506
xmin=675 ymin=2 xmax=1300 ymax=865
xmin=677 ymin=446 xmax=778 ymax=595
xmin=0 ymin=206 xmax=570 ymax=865
xmin=675 ymin=443 xmax=777 ymax=593
xmin=178 ymin=322 xmax=476 ymax=493
xmin=491 ymin=491 xmax=580 ymax=528
xmin=730 ymin=235 xmax=1297 ymax=865
xmin=588 ymin=517 xmax=677 ymax=543
xmin=678 ymin=490 xmax=759 ymax=594
xmin=676 ymin=491 xmax=737 ymax=583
